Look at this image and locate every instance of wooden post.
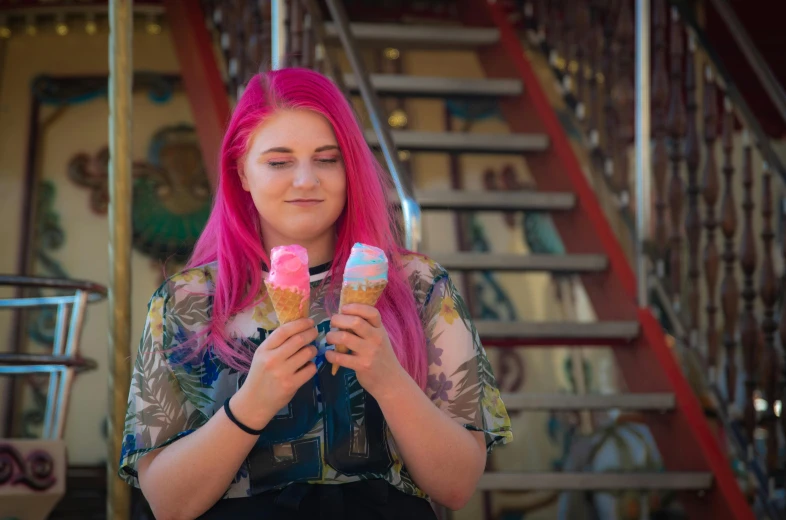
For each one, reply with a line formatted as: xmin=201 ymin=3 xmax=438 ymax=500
xmin=107 ymin=0 xmax=133 ymax=518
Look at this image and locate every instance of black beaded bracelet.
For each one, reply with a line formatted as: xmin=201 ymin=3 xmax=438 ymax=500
xmin=223 ymin=398 xmax=265 ymax=435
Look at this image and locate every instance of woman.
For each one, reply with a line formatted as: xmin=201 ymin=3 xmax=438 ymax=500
xmin=119 ymin=68 xmax=512 ymax=519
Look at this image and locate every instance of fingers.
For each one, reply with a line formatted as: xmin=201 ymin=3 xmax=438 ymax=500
xmin=330 ymin=313 xmax=375 ymax=339
xmin=325 ymin=350 xmax=363 ymax=372
xmin=293 ymin=360 xmax=318 ymax=386
xmin=284 ymin=344 xmax=318 ymax=372
xmin=325 ymin=329 xmax=369 ymax=353
xmin=272 ymin=326 xmax=319 ymax=360
xmin=264 ymin=318 xmax=315 ymax=350
xmin=339 ymin=304 xmax=383 ymax=328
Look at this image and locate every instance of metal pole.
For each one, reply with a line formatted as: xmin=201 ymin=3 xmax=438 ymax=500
xmin=323 ymin=0 xmax=422 ymax=251
xmin=108 ymin=0 xmax=133 ymax=517
xmin=635 ymin=0 xmax=652 ymax=307
xmin=272 ymin=0 xmax=287 ymax=69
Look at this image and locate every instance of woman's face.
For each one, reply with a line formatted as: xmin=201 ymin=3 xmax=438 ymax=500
xmin=240 ymin=109 xmax=347 ymax=247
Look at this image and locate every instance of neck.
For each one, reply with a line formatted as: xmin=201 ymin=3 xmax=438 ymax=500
xmin=262 ymin=229 xmax=336 ymax=268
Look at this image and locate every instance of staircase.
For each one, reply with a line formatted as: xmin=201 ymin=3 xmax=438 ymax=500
xmin=182 ymin=0 xmax=757 ymax=518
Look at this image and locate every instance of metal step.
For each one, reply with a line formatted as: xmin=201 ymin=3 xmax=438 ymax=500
xmin=431 ymin=252 xmax=608 ymax=272
xmin=415 ymin=190 xmax=576 ymax=211
xmin=366 ymin=130 xmax=549 ymax=153
xmin=478 ymin=472 xmax=712 ymax=491
xmin=476 ymin=321 xmax=640 ymax=346
xmin=501 ymin=392 xmax=675 ymax=411
xmin=345 ymin=74 xmax=522 ymax=97
xmin=325 ymin=22 xmax=499 ymax=48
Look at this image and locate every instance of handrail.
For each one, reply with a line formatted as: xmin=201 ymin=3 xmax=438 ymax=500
xmin=707 ymin=0 xmax=786 ymax=128
xmin=0 ymin=353 xmax=97 ymax=372
xmin=320 ymin=0 xmax=422 ymax=252
xmin=0 ymin=275 xmax=107 ymax=297
xmin=672 ymin=2 xmax=786 ymax=181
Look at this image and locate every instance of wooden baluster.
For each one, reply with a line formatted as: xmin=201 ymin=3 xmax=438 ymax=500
xmin=536 ymin=0 xmax=549 ymax=45
xmin=586 ymin=1 xmax=603 ymax=151
xmin=612 ymin=0 xmax=634 ymax=205
xmin=288 ymin=0 xmax=301 ymax=67
xmin=574 ymin=1 xmax=590 ymax=122
xmin=300 ymin=0 xmax=312 ymax=70
xmin=552 ymin=0 xmax=566 ymax=72
xmin=562 ymin=1 xmax=576 ymax=100
xmin=720 ymin=97 xmax=739 ymax=406
xmin=667 ymin=8 xmax=686 ymax=306
xmin=684 ymin=34 xmax=701 ymax=348
xmin=241 ymin=2 xmax=255 ymax=83
xmin=702 ymin=67 xmax=720 ymax=382
xmin=222 ymin=1 xmax=237 ymax=93
xmin=522 ymin=1 xmax=535 ymax=32
xmin=759 ymin=164 xmax=779 ymax=473
xmin=652 ymin=0 xmax=669 ymax=274
xmin=739 ymin=132 xmax=759 ymax=440
xmin=601 ymin=0 xmax=617 ymax=187
xmin=780 ymin=165 xmax=786 ymax=442
xmin=244 ymin=4 xmax=261 ymax=79
xmin=256 ymin=0 xmax=272 ymax=72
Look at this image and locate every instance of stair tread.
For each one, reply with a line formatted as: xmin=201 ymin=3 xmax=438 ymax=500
xmin=345 ymin=74 xmax=522 ymax=97
xmin=325 ymin=22 xmax=499 ymax=47
xmin=501 ymin=392 xmax=675 ymax=411
xmin=476 ymin=321 xmax=639 ymax=340
xmin=479 ymin=472 xmax=712 ymax=491
xmin=415 ymin=190 xmax=576 ymax=211
xmin=366 ymin=130 xmax=549 ymax=152
xmin=429 ymin=252 xmax=608 ymax=272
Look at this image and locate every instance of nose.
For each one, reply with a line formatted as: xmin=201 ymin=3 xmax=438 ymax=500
xmin=292 ymin=163 xmax=320 ymax=189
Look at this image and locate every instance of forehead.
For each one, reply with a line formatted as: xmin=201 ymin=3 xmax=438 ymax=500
xmin=249 ymin=109 xmax=337 ymax=150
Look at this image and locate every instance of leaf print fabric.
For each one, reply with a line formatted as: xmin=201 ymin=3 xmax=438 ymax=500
xmin=119 ymin=256 xmax=511 ymax=501
xmin=414 ymin=258 xmax=513 ymax=452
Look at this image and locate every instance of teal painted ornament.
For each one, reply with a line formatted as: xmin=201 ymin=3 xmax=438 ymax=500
xmin=445 ymin=98 xmax=501 ymax=123
xmin=132 ymin=125 xmax=212 ymax=262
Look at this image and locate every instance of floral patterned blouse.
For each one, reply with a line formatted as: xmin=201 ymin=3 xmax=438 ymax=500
xmin=119 ymin=254 xmax=512 ymax=500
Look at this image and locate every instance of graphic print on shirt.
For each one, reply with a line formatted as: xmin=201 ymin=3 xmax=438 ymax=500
xmin=243 ymin=322 xmax=392 ymax=492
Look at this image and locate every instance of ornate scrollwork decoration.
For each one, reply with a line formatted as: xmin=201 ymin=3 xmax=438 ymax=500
xmin=0 ymin=444 xmax=56 ymax=491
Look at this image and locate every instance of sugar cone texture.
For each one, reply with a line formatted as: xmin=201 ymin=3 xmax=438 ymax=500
xmin=332 ymin=280 xmax=387 ymax=375
xmin=265 ymin=281 xmax=309 ymax=325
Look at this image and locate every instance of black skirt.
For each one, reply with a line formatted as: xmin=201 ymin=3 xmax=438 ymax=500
xmin=197 ymin=479 xmax=439 ymax=520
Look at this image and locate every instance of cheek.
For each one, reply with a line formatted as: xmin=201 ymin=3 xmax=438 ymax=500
xmin=326 ymin=169 xmax=347 ymax=200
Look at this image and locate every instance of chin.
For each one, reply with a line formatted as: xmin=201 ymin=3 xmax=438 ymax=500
xmin=285 ymin=226 xmax=334 ymax=242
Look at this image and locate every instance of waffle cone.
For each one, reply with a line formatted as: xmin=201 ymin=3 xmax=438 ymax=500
xmin=265 ymin=281 xmax=309 ymax=325
xmin=332 ymin=280 xmax=387 ymax=375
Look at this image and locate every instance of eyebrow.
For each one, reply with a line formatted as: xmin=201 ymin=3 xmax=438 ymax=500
xmin=261 ymin=145 xmax=339 ymax=154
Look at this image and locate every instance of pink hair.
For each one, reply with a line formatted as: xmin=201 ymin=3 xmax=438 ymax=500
xmin=187 ymin=68 xmax=428 ymax=390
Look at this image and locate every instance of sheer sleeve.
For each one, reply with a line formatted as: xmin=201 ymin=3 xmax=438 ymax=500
xmin=421 ymin=267 xmax=513 ymax=452
xmin=118 ymin=285 xmax=207 ymax=487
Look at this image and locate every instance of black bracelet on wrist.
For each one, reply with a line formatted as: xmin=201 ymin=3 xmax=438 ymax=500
xmin=223 ymin=397 xmax=265 ymax=435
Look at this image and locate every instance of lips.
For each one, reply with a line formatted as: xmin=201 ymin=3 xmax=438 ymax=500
xmin=286 ymin=199 xmax=323 ymax=207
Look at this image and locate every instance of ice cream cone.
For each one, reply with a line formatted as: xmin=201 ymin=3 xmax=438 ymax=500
xmin=332 ymin=280 xmax=387 ymax=375
xmin=265 ymin=245 xmax=311 ymax=326
xmin=265 ymin=282 xmax=309 ymax=325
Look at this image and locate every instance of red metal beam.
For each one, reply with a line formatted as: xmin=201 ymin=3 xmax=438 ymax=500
xmin=458 ymin=1 xmax=754 ymax=518
xmin=163 ymin=0 xmax=230 ymax=188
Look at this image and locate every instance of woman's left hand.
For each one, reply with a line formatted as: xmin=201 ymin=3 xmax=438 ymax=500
xmin=325 ymin=304 xmax=407 ymax=401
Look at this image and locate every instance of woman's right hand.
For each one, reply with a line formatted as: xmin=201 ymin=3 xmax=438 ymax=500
xmin=230 ymin=318 xmax=318 ymax=430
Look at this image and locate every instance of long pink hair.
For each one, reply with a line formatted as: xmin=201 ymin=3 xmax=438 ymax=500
xmin=187 ymin=68 xmax=428 ymax=390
